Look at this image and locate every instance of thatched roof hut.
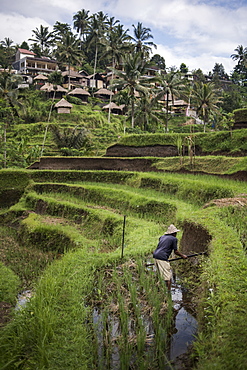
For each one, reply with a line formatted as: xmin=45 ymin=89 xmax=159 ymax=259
xmin=95 ymin=88 xmax=114 ymax=96
xmin=95 ymin=88 xmax=114 ymax=101
xmin=40 ymin=83 xmax=67 ymax=98
xmin=54 ymin=98 xmax=73 ymax=114
xmin=67 ymin=88 xmax=91 ymax=102
xmin=34 ymin=74 xmax=48 ymax=80
xmin=102 ymin=102 xmax=125 ymax=115
xmin=40 ymin=83 xmax=67 ymax=93
xmin=33 ymin=74 xmax=48 ymax=89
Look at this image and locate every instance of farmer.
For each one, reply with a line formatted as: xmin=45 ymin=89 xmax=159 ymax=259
xmin=153 ymin=224 xmax=187 ymax=291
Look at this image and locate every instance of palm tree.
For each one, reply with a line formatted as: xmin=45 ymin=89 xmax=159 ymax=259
xmin=73 ymin=9 xmax=90 ymax=46
xmin=190 ymin=81 xmax=222 ymax=132
xmin=0 ymin=37 xmax=15 ymax=68
xmin=131 ymin=22 xmax=156 ymax=57
xmin=29 ymin=25 xmax=54 ymax=53
xmin=86 ymin=11 xmax=108 ymax=90
xmin=0 ymin=37 xmax=14 ymax=48
xmin=111 ymin=53 xmax=157 ymax=128
xmin=156 ymin=71 xmax=184 ymax=132
xmin=41 ymin=71 xmax=64 ymax=156
xmin=231 ymin=45 xmax=247 ymax=68
xmin=55 ymin=34 xmax=82 ymax=90
xmin=134 ymin=93 xmax=163 ymax=131
xmin=106 ymin=16 xmax=120 ymax=31
xmin=53 ymin=22 xmax=72 ymax=42
xmin=101 ymin=24 xmax=131 ymax=122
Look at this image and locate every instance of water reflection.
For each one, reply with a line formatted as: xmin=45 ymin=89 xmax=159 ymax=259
xmin=169 ymin=279 xmax=198 ymax=362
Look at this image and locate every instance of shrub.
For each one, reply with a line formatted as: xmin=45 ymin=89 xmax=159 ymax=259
xmin=233 ymin=108 xmax=247 ymax=123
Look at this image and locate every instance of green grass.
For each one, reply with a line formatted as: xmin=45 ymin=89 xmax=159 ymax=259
xmin=184 ymin=207 xmax=247 ymax=369
xmin=0 ymin=261 xmax=20 ymax=304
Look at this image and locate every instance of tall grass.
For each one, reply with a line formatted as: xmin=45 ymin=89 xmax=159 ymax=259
xmin=183 ymin=207 xmax=247 ymax=369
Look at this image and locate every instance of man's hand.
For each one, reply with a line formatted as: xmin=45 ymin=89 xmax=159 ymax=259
xmin=182 ymin=254 xmax=188 ymax=259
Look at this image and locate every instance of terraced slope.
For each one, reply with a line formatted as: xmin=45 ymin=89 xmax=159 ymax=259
xmin=0 ymin=170 xmax=247 ymax=369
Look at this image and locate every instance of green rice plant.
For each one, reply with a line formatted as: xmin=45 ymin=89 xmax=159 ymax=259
xmin=122 ymin=266 xmax=147 ymax=366
xmin=0 ymin=262 xmax=20 ymax=304
xmin=18 ymin=213 xmax=79 ymax=253
xmin=117 ymin=291 xmax=132 ymax=369
xmin=0 ymin=249 xmax=96 ymax=369
xmin=0 ymin=226 xmax=55 ymax=289
xmin=216 ymin=205 xmax=247 ymax=250
xmin=182 ymin=207 xmax=247 ymax=369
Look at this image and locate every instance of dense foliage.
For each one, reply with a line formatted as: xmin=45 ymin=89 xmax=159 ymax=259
xmin=0 ymin=10 xmax=247 ymax=169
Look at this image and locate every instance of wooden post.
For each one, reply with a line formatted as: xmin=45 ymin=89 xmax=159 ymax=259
xmin=121 ymin=215 xmax=126 ymax=258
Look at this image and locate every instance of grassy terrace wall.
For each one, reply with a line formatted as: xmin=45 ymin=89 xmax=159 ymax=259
xmin=115 ymin=129 xmax=247 ymax=155
xmin=0 ymin=169 xmax=247 ymax=369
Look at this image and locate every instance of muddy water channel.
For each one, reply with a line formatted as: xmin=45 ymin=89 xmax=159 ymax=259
xmin=169 ymin=277 xmax=198 ymax=368
xmin=91 ymin=261 xmax=198 ymax=369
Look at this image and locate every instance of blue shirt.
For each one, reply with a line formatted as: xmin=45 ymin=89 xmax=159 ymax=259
xmin=153 ymin=234 xmax=178 ymax=261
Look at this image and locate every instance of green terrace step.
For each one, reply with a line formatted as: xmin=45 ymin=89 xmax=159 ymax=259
xmin=30 ymin=182 xmax=177 ymax=222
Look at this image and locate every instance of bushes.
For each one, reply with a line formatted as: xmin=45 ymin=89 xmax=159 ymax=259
xmin=233 ymin=108 xmax=247 ymax=123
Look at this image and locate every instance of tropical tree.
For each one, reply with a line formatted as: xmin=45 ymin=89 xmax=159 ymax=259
xmin=0 ymin=71 xmax=22 ymax=167
xmin=190 ymin=81 xmax=222 ymax=132
xmin=211 ymin=63 xmax=228 ymax=79
xmin=53 ymin=22 xmax=72 ymax=42
xmin=0 ymin=37 xmax=14 ymax=48
xmin=111 ymin=53 xmax=157 ymax=128
xmin=150 ymin=54 xmax=166 ymax=71
xmin=131 ymin=22 xmax=156 ymax=57
xmin=231 ymin=45 xmax=247 ymax=71
xmin=134 ymin=93 xmax=163 ymax=131
xmin=19 ymin=41 xmax=29 ymax=50
xmin=47 ymin=72 xmax=64 ymax=116
xmin=106 ymin=16 xmax=120 ymax=31
xmin=102 ymin=24 xmax=131 ymax=67
xmin=73 ymin=9 xmax=90 ymax=46
xmin=29 ymin=25 xmax=54 ymax=54
xmin=179 ymin=63 xmax=189 ymax=74
xmin=156 ymin=71 xmax=185 ymax=132
xmin=101 ymin=24 xmax=131 ymax=122
xmin=0 ymin=38 xmax=15 ymax=68
xmin=86 ymin=11 xmax=108 ymax=90
xmin=55 ymin=34 xmax=82 ymax=90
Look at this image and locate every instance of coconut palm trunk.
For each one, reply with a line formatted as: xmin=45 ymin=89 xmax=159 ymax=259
xmin=3 ymin=124 xmax=7 ymax=168
xmin=131 ymin=95 xmax=135 ymax=128
xmin=92 ymin=43 xmax=98 ymax=95
xmin=108 ymin=59 xmax=116 ymax=123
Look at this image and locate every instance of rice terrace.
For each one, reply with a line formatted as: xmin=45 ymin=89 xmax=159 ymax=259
xmin=0 ymin=19 xmax=247 ymax=367
xmin=1 ymin=133 xmax=247 ymax=369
